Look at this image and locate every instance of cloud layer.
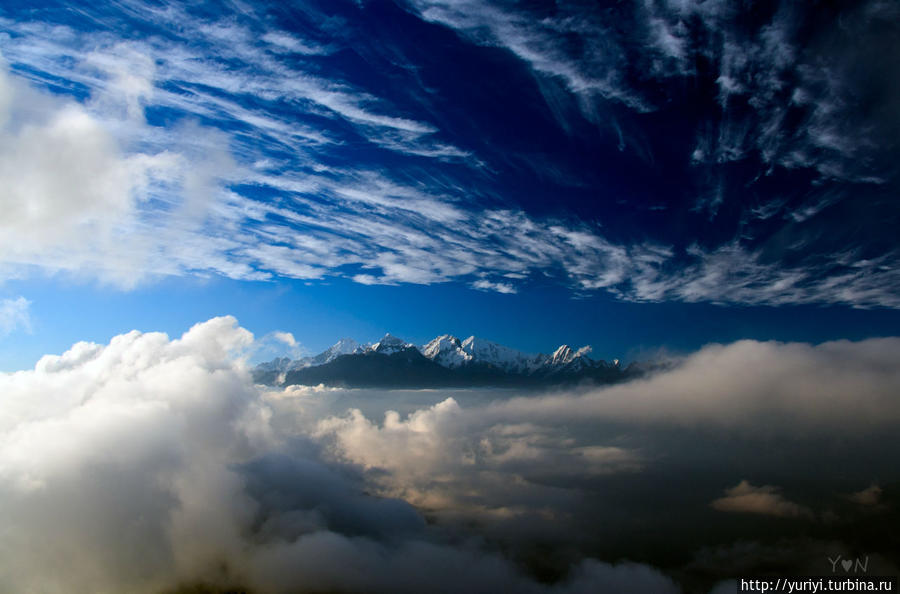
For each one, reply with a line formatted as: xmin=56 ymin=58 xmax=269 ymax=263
xmin=0 ymin=317 xmax=681 ymax=593
xmin=3 ymin=318 xmax=898 ymax=592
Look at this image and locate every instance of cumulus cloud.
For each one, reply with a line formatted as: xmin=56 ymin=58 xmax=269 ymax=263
xmin=3 ymin=319 xmax=900 ymax=591
xmin=848 ymin=484 xmax=883 ymax=507
xmin=0 ymin=317 xmax=684 ymax=593
xmin=271 ymin=331 xmax=297 ymax=348
xmin=314 ymin=397 xmax=642 ymax=514
xmin=711 ymin=481 xmax=812 ymax=519
xmin=0 ymin=316 xmax=265 ymax=592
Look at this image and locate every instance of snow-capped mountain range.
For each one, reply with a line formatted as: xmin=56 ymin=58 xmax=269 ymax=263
xmin=420 ymin=334 xmax=597 ymax=374
xmin=255 ymin=333 xmax=628 ymax=388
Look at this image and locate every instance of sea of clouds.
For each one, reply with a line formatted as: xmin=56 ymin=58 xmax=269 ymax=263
xmin=1 ymin=317 xmax=898 ymax=593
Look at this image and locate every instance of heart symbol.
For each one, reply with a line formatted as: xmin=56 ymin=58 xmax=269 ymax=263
xmin=841 ymin=559 xmax=853 ymax=572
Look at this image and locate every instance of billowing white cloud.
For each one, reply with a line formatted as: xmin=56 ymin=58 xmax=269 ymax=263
xmin=314 ymin=397 xmax=642 ymax=512
xmin=3 ymin=318 xmax=900 ymax=591
xmin=272 ymin=331 xmax=297 ymax=348
xmin=0 ymin=316 xmax=266 ymax=592
xmin=0 ymin=317 xmax=680 ymax=593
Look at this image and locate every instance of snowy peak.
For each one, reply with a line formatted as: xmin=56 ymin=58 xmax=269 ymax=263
xmin=551 ymin=345 xmax=574 ymax=365
xmin=331 ymin=338 xmax=362 ymax=353
xmin=254 ymin=331 xmax=625 ymax=388
xmin=459 ymin=336 xmax=541 ymax=373
xmin=310 ymin=338 xmax=364 ymax=366
xmin=550 ymin=344 xmax=592 ymax=366
xmin=422 ymin=335 xmax=472 ymax=368
xmin=370 ymin=333 xmax=415 ymax=355
xmin=255 ymin=356 xmax=293 ymax=373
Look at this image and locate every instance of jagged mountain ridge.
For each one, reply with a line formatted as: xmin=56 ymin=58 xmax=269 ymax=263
xmin=255 ymin=333 xmax=633 ymax=388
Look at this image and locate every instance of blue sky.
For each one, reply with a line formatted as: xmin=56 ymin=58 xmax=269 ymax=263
xmin=2 ymin=0 xmax=900 ymax=369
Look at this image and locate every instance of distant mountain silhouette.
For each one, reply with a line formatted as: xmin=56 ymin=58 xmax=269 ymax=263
xmin=255 ymin=333 xmax=659 ymax=388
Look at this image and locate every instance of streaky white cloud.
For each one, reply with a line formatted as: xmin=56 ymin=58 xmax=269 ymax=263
xmin=472 ymin=279 xmax=517 ymax=294
xmin=0 ymin=9 xmax=463 ymax=159
xmin=2 ymin=45 xmax=896 ymax=306
xmin=2 ymin=4 xmax=899 ymax=308
xmin=0 ymin=296 xmax=30 ymax=336
xmin=407 ymin=0 xmax=653 ymax=116
xmin=261 ymin=31 xmax=332 ymax=56
xmin=624 ymin=242 xmax=900 ymax=308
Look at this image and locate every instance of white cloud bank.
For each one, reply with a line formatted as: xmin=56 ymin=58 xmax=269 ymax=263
xmin=468 ymin=337 xmax=900 ymax=435
xmin=2 ymin=318 xmax=899 ymax=592
xmin=0 ymin=316 xmax=678 ymax=594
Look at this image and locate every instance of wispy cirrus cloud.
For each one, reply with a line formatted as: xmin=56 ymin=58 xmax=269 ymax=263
xmin=405 ymin=0 xmax=654 ymax=114
xmin=0 ymin=296 xmax=30 ymax=337
xmin=406 ymin=0 xmax=897 ymax=187
xmin=1 ymin=1 xmax=899 ymax=308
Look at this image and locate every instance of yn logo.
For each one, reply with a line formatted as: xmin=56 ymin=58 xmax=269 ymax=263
xmin=827 ymin=555 xmax=869 ymax=573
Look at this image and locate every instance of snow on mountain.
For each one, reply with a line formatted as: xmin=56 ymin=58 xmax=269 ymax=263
xmin=255 ymin=356 xmax=293 ymax=373
xmin=309 ymin=338 xmax=364 ymax=366
xmin=422 ymin=335 xmax=473 ymax=368
xmin=416 ymin=335 xmax=601 ymax=373
xmin=550 ymin=345 xmax=575 ymax=366
xmin=257 ymin=339 xmax=363 ymax=376
xmin=458 ymin=336 xmax=544 ymax=373
xmin=369 ymin=333 xmax=416 ymax=355
xmin=257 ymin=332 xmax=612 ymax=384
xmin=549 ymin=344 xmax=592 ymax=366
